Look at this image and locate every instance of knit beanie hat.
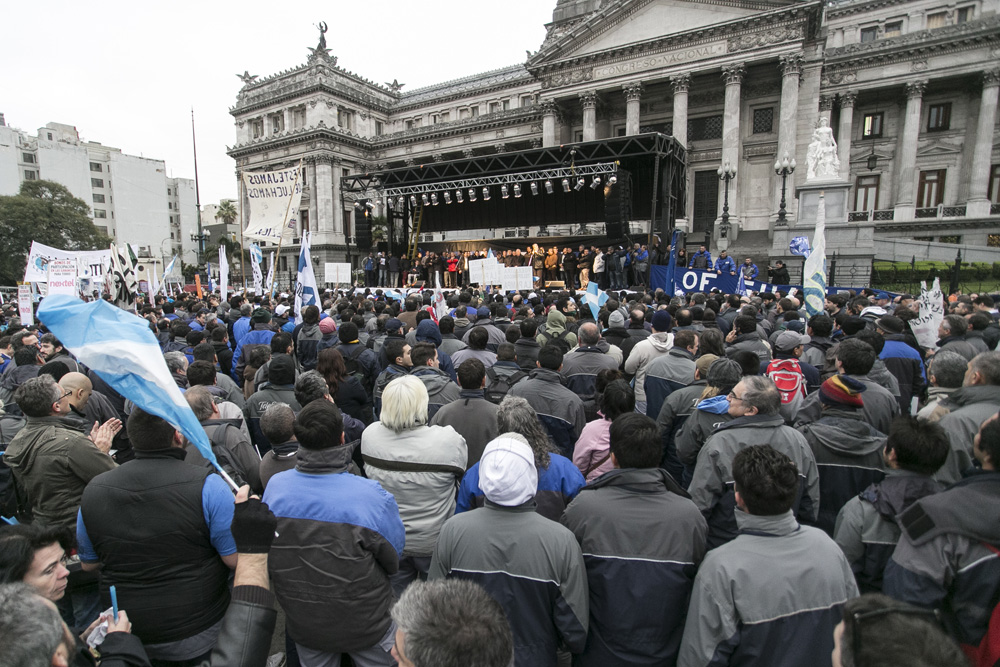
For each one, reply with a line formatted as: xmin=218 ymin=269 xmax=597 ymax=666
xmin=819 ymin=375 xmax=866 ymax=408
xmin=479 ymin=434 xmax=537 ymax=507
xmin=609 ymin=310 xmax=626 ymax=329
xmin=251 ymin=308 xmax=272 ymax=324
xmin=651 ymin=309 xmax=672 ymax=333
xmin=319 ymin=318 xmax=338 ymax=335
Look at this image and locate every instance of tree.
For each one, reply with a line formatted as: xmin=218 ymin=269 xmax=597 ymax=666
xmin=0 ymin=180 xmax=112 ymax=285
xmin=215 ymin=199 xmax=238 ymax=226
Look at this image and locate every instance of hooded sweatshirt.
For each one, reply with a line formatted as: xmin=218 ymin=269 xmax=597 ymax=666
xmin=536 ymin=310 xmax=578 ymax=348
xmin=675 ymin=394 xmax=733 ymax=480
xmin=798 ymin=409 xmax=886 ymax=535
xmin=624 ymin=331 xmax=674 ymax=404
xmin=410 ymin=366 xmax=461 ymax=420
xmin=0 ymin=365 xmax=40 ymax=409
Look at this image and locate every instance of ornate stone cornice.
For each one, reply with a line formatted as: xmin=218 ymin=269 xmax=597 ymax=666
xmin=579 ymin=90 xmax=598 ymax=109
xmin=905 ymin=81 xmax=927 ymax=100
xmin=623 ymin=82 xmax=643 ymax=102
xmin=227 ymin=125 xmax=370 ymax=159
xmin=779 ymin=52 xmax=805 ymax=77
xmin=373 ymin=106 xmax=542 ymax=148
xmin=722 ymin=63 xmax=746 ymax=86
xmin=839 ymin=90 xmax=858 ymax=108
xmin=670 ymin=73 xmax=691 ymax=94
xmin=826 ymin=0 xmax=913 ymax=20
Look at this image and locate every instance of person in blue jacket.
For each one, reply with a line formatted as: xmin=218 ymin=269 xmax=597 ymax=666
xmin=741 ymin=257 xmax=759 ymax=279
xmin=688 ymin=245 xmax=712 ymax=270
xmin=714 ymin=250 xmax=736 ymax=275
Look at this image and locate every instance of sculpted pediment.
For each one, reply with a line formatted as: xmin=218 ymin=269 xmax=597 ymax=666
xmin=916 ymin=142 xmax=963 ymax=158
xmin=533 ymin=0 xmax=800 ymax=64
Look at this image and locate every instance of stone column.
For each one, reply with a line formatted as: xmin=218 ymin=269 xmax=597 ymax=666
xmin=581 ymin=91 xmax=598 ymax=142
xmin=306 ymin=160 xmax=318 ymax=239
xmin=541 ymin=99 xmax=559 ymax=147
xmin=314 ymin=158 xmax=335 ymax=241
xmin=777 ymin=54 xmax=803 ymax=222
xmin=894 ymin=81 xmax=927 ymax=220
xmin=623 ymin=82 xmax=643 ymax=135
xmin=968 ymin=70 xmax=1000 ymax=216
xmin=670 ymin=74 xmax=690 ymax=147
xmin=331 ymin=162 xmax=344 ymax=239
xmin=719 ymin=63 xmax=745 ymax=225
xmin=837 ymin=91 xmax=858 ymax=180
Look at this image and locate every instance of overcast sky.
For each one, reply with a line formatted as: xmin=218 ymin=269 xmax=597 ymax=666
xmin=3 ymin=1 xmax=554 ymax=206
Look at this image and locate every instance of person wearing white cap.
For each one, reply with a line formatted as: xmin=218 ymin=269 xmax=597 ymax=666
xmin=429 ymin=433 xmax=589 ymax=667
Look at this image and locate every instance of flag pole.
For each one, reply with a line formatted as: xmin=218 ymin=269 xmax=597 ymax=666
xmin=238 ymin=174 xmax=247 ymax=292
xmin=267 ymin=161 xmax=302 ymax=297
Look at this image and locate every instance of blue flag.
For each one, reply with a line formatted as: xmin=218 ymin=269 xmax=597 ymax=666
xmin=487 ymin=248 xmax=495 ymax=259
xmin=789 ymin=236 xmax=811 ymax=259
xmin=582 ymin=281 xmax=608 ymax=321
xmin=37 ymin=295 xmax=236 ymax=489
xmin=664 ymin=229 xmax=682 ymax=295
xmin=294 ymin=232 xmax=319 ymax=325
xmin=736 ymin=267 xmax=748 ymax=296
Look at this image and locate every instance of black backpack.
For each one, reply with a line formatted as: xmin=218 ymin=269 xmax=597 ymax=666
xmin=343 ymin=345 xmax=373 ymax=395
xmin=206 ymin=421 xmax=250 ymax=488
xmin=0 ymin=412 xmax=31 ymax=522
xmin=484 ymin=367 xmax=527 ymax=404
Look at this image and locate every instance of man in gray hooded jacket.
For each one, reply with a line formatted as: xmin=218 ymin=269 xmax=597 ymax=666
xmin=410 ymin=342 xmax=460 ymax=420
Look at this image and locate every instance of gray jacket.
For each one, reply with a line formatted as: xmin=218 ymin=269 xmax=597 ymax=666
xmin=509 ymin=368 xmax=586 ymax=456
xmin=679 ymin=510 xmax=859 ymax=667
xmin=410 ymin=366 xmax=461 ymax=420
xmin=689 ymin=413 xmax=820 ymax=549
xmin=934 ymin=384 xmax=1000 ymax=484
xmin=429 ymin=390 xmax=498 ymax=469
xmin=794 ymin=374 xmax=900 ymax=435
xmin=361 ymin=422 xmax=467 ymax=556
xmin=725 ymin=332 xmax=772 ymax=364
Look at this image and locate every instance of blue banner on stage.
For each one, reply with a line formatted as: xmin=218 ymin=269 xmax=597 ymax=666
xmin=649 ymin=265 xmax=892 ymax=297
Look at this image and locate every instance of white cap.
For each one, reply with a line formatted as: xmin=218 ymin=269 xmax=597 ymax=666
xmin=479 ymin=434 xmax=537 ymax=507
xmin=275 ymin=304 xmax=289 ymax=316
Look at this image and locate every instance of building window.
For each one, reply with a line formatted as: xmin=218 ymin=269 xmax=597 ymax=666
xmin=989 ymin=234 xmax=1000 ymax=247
xmin=916 ymin=169 xmax=946 ymax=208
xmin=884 ymin=21 xmax=903 ymax=37
xmin=24 ymin=170 xmax=37 ymax=180
xmin=861 ymin=112 xmax=883 ymax=139
xmin=988 ymin=165 xmax=1000 ymax=203
xmin=22 ymin=153 xmax=35 ymax=164
xmin=46 ymin=132 xmax=53 ymax=140
xmin=91 ymin=178 xmax=104 ymax=188
xmin=616 ymin=127 xmax=627 ymax=137
xmin=688 ymin=115 xmax=723 ymax=141
xmin=860 ymin=26 xmax=878 ymax=42
xmin=752 ymin=108 xmax=774 ymax=134
xmin=93 ymin=194 xmax=105 ymax=203
xmin=338 ymin=109 xmax=354 ymax=130
xmin=300 ymin=209 xmax=309 ymax=234
xmin=251 ymin=119 xmax=263 ymax=139
xmin=90 ymin=161 xmax=102 ymax=172
xmin=375 ymin=120 xmax=383 ymax=135
xmin=488 ymin=102 xmax=501 ymax=114
xmin=168 ymin=202 xmax=172 ymax=210
xmin=521 ymin=95 xmax=534 ymax=107
xmin=470 ymin=106 xmax=479 ymax=118
xmin=300 ymin=167 xmax=307 ymax=186
xmin=94 ymin=209 xmax=107 ymax=219
xmin=926 ymin=12 xmax=947 ymax=29
xmin=167 ymin=188 xmax=172 ymax=195
xmin=270 ymin=113 xmax=284 ymax=134
xmin=291 ymin=106 xmax=306 ymax=130
xmin=956 ymin=6 xmax=974 ymax=23
xmin=927 ymin=103 xmax=951 ymax=132
xmin=439 ymin=111 xmax=449 ymax=122
xmin=855 ymin=175 xmax=880 ymax=211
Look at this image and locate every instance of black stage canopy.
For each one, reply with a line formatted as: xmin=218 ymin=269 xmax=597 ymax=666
xmin=341 ymin=133 xmax=685 ymax=256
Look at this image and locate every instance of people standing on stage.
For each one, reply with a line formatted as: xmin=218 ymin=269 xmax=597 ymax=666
xmin=545 ymin=248 xmax=558 ymax=286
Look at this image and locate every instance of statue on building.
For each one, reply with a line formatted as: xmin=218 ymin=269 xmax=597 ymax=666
xmin=385 ymin=79 xmax=405 ymax=93
xmin=806 ymin=116 xmax=841 ymax=181
xmin=315 ymin=22 xmax=328 ymax=51
xmin=236 ymin=70 xmax=259 ymax=86
xmin=308 ymin=21 xmax=336 ymax=63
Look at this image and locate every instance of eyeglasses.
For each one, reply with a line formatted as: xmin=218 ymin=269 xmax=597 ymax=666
xmin=726 ymin=391 xmax=744 ymax=402
xmin=54 ymin=390 xmax=72 ymax=404
xmin=849 ymin=607 xmax=942 ymax=667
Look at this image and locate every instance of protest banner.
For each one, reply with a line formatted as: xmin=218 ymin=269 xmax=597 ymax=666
xmin=910 ymin=278 xmax=944 ymax=350
xmin=514 ymin=266 xmax=534 ymax=290
xmin=46 ymin=259 xmax=78 ymax=297
xmin=24 ymin=241 xmax=111 ymax=283
xmin=242 ymin=164 xmax=303 ymax=243
xmin=468 ymin=259 xmax=486 ymax=285
xmin=323 ymin=262 xmax=353 ymax=284
xmin=17 ymin=283 xmax=33 ymax=324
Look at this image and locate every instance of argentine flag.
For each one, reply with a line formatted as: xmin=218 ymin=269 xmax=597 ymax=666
xmin=37 ymin=295 xmax=237 ymax=490
xmin=802 ymin=192 xmax=828 ymax=316
xmin=581 ymin=281 xmax=608 ymax=322
xmin=294 ymin=231 xmax=319 ymax=325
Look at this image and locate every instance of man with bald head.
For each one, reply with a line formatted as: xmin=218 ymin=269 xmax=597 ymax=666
xmin=60 ymin=373 xmax=132 ymax=463
xmin=560 ymin=322 xmax=619 ymax=404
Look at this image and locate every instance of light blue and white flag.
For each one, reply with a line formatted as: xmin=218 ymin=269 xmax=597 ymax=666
xmin=487 ymin=248 xmax=495 ymax=260
xmin=803 ymin=193 xmax=828 ymax=317
xmin=736 ymin=267 xmax=748 ymax=297
xmin=249 ymin=244 xmax=263 ymax=294
xmin=789 ymin=236 xmax=811 ymax=259
xmin=581 ymin=281 xmax=608 ymax=322
xmin=162 ymin=255 xmax=178 ymax=280
xmin=294 ymin=232 xmax=319 ymax=325
xmin=37 ymin=295 xmax=238 ymax=490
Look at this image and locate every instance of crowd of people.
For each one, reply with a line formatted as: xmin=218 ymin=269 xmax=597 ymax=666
xmin=0 ymin=272 xmax=998 ymax=667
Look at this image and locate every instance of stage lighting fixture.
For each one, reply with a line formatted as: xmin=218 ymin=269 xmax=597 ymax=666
xmin=430 ymin=193 xmax=439 ymax=206
xmin=544 ymin=180 xmax=554 ymax=194
xmin=443 ymin=192 xmax=452 ymax=204
xmin=501 ymin=184 xmax=509 ymax=199
xmin=397 ymin=196 xmax=404 ymax=208
xmin=608 ymin=174 xmax=618 ymax=186
xmin=409 ymin=195 xmax=417 ymax=207
xmin=530 ymin=182 xmax=539 ymax=196
xmin=561 ymin=178 xmax=571 ymax=193
xmin=421 ymin=194 xmax=430 ymax=206
xmin=513 ymin=184 xmax=522 ymax=198
xmin=456 ymin=190 xmax=464 ymax=203
xmin=482 ymin=187 xmax=491 ymax=201
xmin=574 ymin=177 xmax=585 ymax=191
xmin=468 ymin=188 xmax=477 ymax=202
xmin=590 ymin=176 xmax=602 ymax=189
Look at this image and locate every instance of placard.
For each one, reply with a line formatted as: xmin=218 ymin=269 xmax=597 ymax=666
xmin=484 ymin=260 xmax=502 ymax=286
xmin=17 ymin=284 xmax=33 ymax=325
xmin=324 ymin=262 xmax=353 ymax=284
xmin=46 ymin=259 xmax=78 ymax=297
xmin=468 ymin=259 xmax=486 ymax=285
xmin=501 ymin=267 xmax=517 ymax=293
xmin=910 ymin=278 xmax=944 ymax=350
xmin=514 ymin=266 xmax=534 ymax=290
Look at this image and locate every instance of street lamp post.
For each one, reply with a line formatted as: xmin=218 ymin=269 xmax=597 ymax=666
xmin=774 ymin=151 xmax=796 ymax=226
xmin=717 ymin=161 xmax=737 ymax=241
xmin=190 ymin=232 xmax=210 ymax=263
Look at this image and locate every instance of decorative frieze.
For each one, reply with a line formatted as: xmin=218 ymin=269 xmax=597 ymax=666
xmin=728 ymin=27 xmax=804 ymax=54
xmin=541 ymin=69 xmax=593 ymax=90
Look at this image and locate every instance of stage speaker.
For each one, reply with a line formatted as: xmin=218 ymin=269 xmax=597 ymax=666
xmin=354 ymin=208 xmax=372 ymax=251
xmin=545 ymin=281 xmax=565 ymax=289
xmin=411 ymin=280 xmax=426 ymax=289
xmin=604 ymin=170 xmax=631 ymax=241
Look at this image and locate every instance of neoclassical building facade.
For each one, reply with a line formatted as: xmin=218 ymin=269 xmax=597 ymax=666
xmin=228 ymin=0 xmax=1000 ymax=273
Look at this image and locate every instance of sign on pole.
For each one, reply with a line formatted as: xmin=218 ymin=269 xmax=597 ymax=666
xmin=17 ymin=283 xmax=34 ymax=324
xmin=324 ymin=262 xmax=352 ymax=285
xmin=910 ymin=278 xmax=945 ymax=350
xmin=46 ymin=259 xmax=78 ymax=297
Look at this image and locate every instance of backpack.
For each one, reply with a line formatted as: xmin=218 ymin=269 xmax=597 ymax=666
xmin=343 ymin=345 xmax=373 ymax=395
xmin=206 ymin=421 xmax=249 ymax=488
xmin=765 ymin=358 xmax=807 ymax=422
xmin=484 ymin=367 xmax=526 ymax=404
xmin=0 ymin=413 xmax=31 ymax=522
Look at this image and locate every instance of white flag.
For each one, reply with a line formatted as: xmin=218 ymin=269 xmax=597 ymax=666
xmin=243 ymin=163 xmax=303 ymax=243
xmin=265 ymin=251 xmax=275 ymax=296
xmin=150 ymin=262 xmax=161 ymax=296
xmin=219 ymin=246 xmax=229 ymax=300
xmin=803 ymin=193 xmax=828 ymax=317
xmin=294 ymin=232 xmax=319 ymax=325
xmin=249 ymin=244 xmax=263 ymax=294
